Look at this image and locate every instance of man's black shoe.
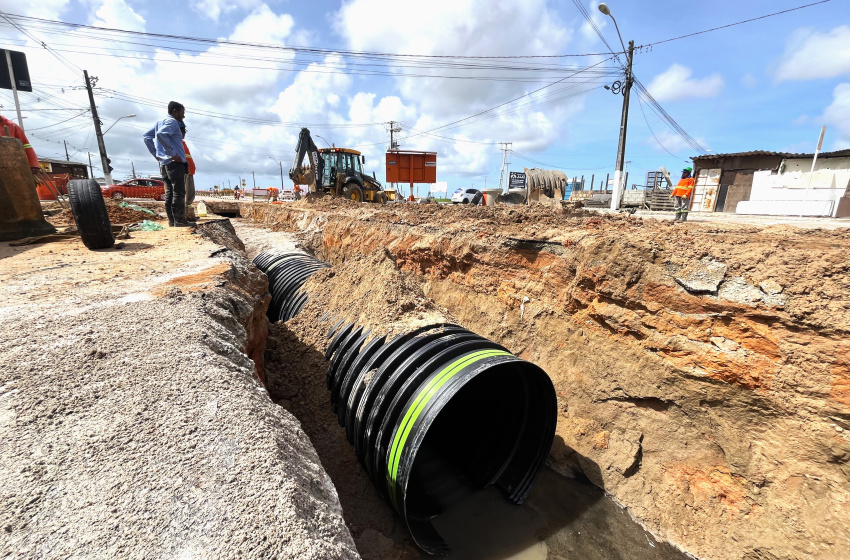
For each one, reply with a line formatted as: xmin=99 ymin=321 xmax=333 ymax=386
xmin=173 ymin=221 xmax=193 ymax=228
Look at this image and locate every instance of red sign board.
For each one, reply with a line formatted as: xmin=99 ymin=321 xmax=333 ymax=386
xmin=386 ymin=150 xmax=437 ymax=184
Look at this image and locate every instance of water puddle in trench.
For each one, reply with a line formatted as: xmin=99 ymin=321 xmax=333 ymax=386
xmin=433 ymin=468 xmax=687 ymax=560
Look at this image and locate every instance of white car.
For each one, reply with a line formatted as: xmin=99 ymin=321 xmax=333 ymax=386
xmin=451 ymin=188 xmax=483 ymax=205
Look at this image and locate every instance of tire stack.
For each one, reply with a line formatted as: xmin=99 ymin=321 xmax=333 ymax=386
xmin=321 ymin=320 xmax=557 ymax=556
xmin=252 ymin=251 xmax=330 ymax=322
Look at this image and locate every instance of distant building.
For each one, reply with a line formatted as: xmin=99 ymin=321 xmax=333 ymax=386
xmin=38 ymin=157 xmax=89 ymax=179
xmin=692 ymin=150 xmax=850 ymax=217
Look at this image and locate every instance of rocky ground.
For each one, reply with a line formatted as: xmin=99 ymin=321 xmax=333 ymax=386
xmin=241 ymin=198 xmax=850 ymax=560
xmin=0 ymin=220 xmax=358 ymax=559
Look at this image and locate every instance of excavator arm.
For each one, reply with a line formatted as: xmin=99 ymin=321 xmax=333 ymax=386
xmin=288 ymin=128 xmax=324 ymax=193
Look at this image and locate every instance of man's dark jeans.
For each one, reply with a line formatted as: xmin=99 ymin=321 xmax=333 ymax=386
xmin=161 ymin=161 xmax=186 ymax=224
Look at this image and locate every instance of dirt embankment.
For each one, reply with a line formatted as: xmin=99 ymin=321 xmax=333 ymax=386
xmin=0 ymin=220 xmax=358 ymax=559
xmin=44 ymin=199 xmax=162 ymax=227
xmin=242 ymin=200 xmax=850 ymax=560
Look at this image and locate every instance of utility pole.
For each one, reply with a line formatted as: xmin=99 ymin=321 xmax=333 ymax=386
xmin=497 ymin=142 xmax=512 ymax=194
xmin=4 ymin=50 xmax=24 ymax=131
xmin=386 ymin=121 xmax=401 ymax=150
xmin=131 ymin=161 xmax=136 ymax=178
xmin=87 ymin=152 xmax=94 ymax=178
xmin=252 ymin=171 xmax=256 ymax=189
xmin=83 ymin=70 xmax=113 ymax=185
xmin=64 ymin=140 xmax=70 ymax=161
xmin=610 ymin=40 xmax=634 ymax=211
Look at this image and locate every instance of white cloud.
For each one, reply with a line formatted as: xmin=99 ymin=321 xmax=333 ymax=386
xmin=819 ymin=83 xmax=850 ymax=149
xmin=330 ymin=0 xmax=585 ymax=178
xmin=270 ymin=55 xmax=353 ymax=124
xmin=335 ymin=0 xmax=570 ymax=115
xmin=646 ymin=64 xmax=724 ymax=102
xmin=190 ymin=0 xmax=262 ymax=22
xmin=775 ymin=26 xmax=850 ymax=82
xmin=0 ymin=0 xmax=71 ymax=20
xmin=92 ymin=0 xmax=146 ymax=33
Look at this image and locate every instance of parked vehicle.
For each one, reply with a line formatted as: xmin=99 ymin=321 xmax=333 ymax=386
xmin=451 ymin=188 xmax=483 ymax=205
xmin=101 ymin=178 xmax=166 ymax=201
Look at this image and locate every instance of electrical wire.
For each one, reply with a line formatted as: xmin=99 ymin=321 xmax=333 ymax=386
xmin=635 ymin=92 xmax=683 ymax=160
xmin=642 ymin=0 xmax=834 ymax=48
xmin=510 ymin=150 xmax=611 ymax=171
xmin=0 ymin=12 xmax=623 ymax=60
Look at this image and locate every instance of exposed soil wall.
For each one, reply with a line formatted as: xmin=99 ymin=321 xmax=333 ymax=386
xmin=242 ymin=201 xmax=850 ymax=560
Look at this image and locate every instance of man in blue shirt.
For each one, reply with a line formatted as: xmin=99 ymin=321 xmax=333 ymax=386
xmin=143 ymin=101 xmax=190 ymax=227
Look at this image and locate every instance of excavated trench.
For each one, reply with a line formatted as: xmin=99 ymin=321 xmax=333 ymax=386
xmin=233 ymin=220 xmax=691 ymax=559
xmin=234 ymin=200 xmax=850 ymax=560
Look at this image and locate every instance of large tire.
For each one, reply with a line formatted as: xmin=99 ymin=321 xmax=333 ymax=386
xmin=343 ymin=183 xmax=364 ymax=203
xmin=67 ymin=179 xmax=115 ymax=250
xmin=374 ymin=192 xmax=386 ymax=204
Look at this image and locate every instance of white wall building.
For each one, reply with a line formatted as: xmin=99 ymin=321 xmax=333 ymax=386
xmin=736 ymin=151 xmax=850 ymax=217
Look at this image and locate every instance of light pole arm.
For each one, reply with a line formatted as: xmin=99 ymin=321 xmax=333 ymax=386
xmin=609 ymin=17 xmax=627 ymax=57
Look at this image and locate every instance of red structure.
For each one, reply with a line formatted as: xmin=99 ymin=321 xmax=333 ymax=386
xmin=386 ymin=150 xmax=437 ymax=197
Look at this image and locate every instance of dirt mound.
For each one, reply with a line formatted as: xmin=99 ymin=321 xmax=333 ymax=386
xmin=295 ymin=249 xmax=455 ymax=342
xmin=47 ymin=200 xmax=161 ymax=227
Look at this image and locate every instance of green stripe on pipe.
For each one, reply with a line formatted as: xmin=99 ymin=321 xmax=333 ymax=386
xmin=387 ymin=348 xmax=512 ymax=508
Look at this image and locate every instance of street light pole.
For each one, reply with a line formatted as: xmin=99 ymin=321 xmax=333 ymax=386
xmin=103 ymin=114 xmax=137 ymax=135
xmin=269 ymin=156 xmax=284 ymax=191
xmin=598 ymin=4 xmax=634 ymax=212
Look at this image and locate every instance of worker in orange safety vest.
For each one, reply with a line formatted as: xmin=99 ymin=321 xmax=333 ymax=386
xmin=1 ymin=113 xmax=40 ymax=173
xmin=180 ymin=123 xmax=196 ymax=208
xmin=670 ymin=167 xmax=695 ymax=222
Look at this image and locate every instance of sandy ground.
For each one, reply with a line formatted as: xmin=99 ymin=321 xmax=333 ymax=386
xmin=0 ymin=222 xmax=358 ymax=559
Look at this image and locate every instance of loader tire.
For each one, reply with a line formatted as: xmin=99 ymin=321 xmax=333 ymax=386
xmin=343 ymin=184 xmax=364 ymax=203
xmin=67 ymin=179 xmax=115 ymax=250
xmin=374 ymin=192 xmax=386 ymax=204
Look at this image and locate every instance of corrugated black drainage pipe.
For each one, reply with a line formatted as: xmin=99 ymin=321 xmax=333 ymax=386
xmin=252 ymin=250 xmax=330 ymax=322
xmin=326 ymin=322 xmax=557 ymax=556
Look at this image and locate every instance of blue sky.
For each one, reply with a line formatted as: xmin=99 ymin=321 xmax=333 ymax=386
xmin=0 ymin=0 xmax=848 ymax=196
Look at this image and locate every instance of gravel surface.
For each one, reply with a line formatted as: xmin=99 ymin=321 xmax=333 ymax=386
xmin=0 ymin=222 xmax=359 ymax=559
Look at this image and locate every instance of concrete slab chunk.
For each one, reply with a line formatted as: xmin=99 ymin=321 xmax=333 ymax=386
xmin=669 ymin=257 xmax=727 ymax=293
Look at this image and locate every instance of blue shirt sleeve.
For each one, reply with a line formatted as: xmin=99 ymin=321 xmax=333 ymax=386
xmin=156 ymin=119 xmax=180 ymax=160
xmin=142 ymin=126 xmax=156 ymax=157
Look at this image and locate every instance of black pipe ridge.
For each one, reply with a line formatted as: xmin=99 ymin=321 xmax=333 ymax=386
xmin=325 ymin=321 xmax=557 ymax=556
xmin=257 ymin=250 xmax=557 ymax=556
xmin=253 ymin=250 xmax=330 ymax=322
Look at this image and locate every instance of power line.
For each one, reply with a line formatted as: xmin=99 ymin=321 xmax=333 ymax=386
xmin=0 ymin=12 xmax=623 ymax=60
xmin=635 ymin=93 xmax=683 ymax=160
xmin=0 ymin=11 xmax=82 ymax=77
xmin=642 ymin=0 xmax=834 ymax=48
xmin=510 ymin=150 xmax=611 ymax=171
xmin=632 ymin=78 xmax=707 ymax=153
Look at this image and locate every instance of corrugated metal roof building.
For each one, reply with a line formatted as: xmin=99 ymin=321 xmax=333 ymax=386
xmin=691 ymin=149 xmax=850 ymax=214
